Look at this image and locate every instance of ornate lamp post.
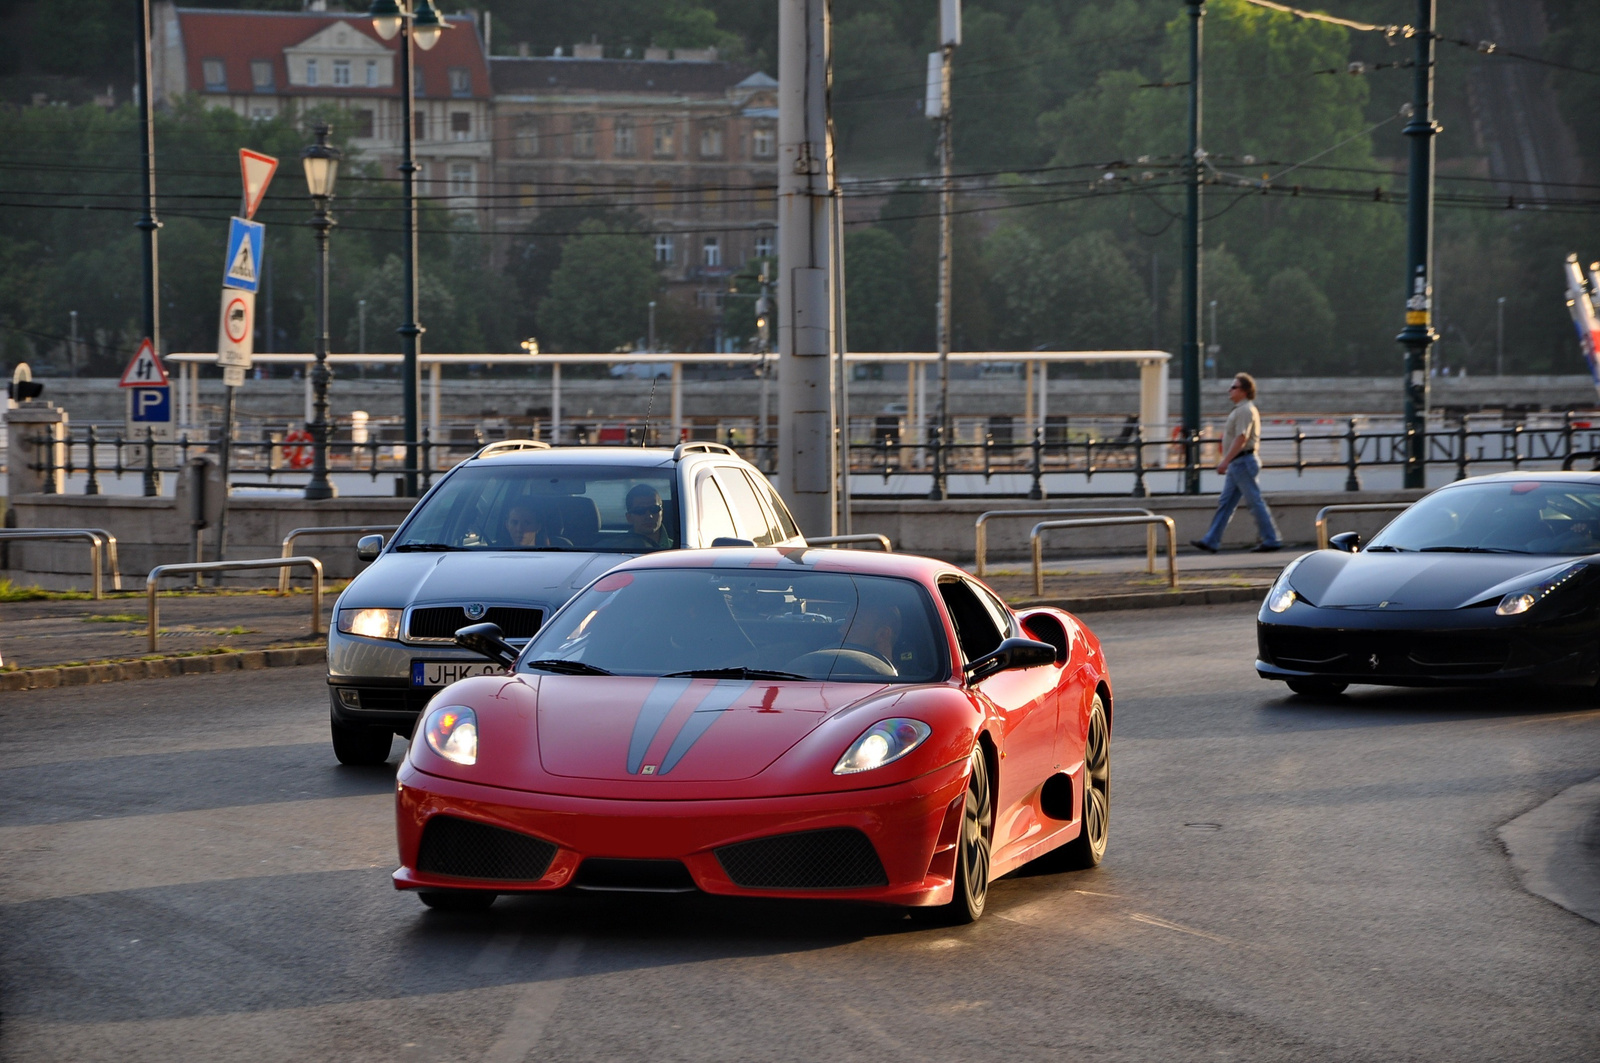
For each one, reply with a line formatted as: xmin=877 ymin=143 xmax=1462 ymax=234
xmin=369 ymin=0 xmax=446 ymax=496
xmin=302 ymin=122 xmax=341 ymax=501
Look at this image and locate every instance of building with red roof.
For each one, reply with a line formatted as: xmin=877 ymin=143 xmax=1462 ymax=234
xmin=151 ymin=2 xmax=491 ymax=210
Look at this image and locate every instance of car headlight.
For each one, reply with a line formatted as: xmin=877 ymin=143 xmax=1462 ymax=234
xmin=1495 ymin=564 xmax=1587 ymax=616
xmin=833 ymin=718 xmax=931 ymax=775
xmin=1265 ymin=559 xmax=1304 ymax=614
xmin=422 ymin=705 xmax=477 ymax=765
xmin=337 ymin=607 xmax=402 ymax=640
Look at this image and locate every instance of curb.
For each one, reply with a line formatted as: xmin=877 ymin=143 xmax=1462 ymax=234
xmin=1016 ymin=584 xmax=1270 ymax=614
xmin=0 ymin=645 xmax=326 ymax=692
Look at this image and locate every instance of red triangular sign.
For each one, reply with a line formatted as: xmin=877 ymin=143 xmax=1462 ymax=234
xmin=240 ymin=149 xmax=279 ymax=220
xmin=119 ymin=338 xmax=169 ymax=388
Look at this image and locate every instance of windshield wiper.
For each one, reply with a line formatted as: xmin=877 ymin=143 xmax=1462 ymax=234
xmin=524 ymin=659 xmax=614 ymax=676
xmin=1363 ymin=545 xmax=1409 ymax=552
xmin=1419 ymin=546 xmax=1526 ymax=553
xmin=392 ymin=542 xmax=457 ymax=552
xmin=662 ymin=667 xmax=810 ymax=681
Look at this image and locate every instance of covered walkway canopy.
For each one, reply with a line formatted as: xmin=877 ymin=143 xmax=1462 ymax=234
xmin=168 ymin=350 xmax=1170 ymax=441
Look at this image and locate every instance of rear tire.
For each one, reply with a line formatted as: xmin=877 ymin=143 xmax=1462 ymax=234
xmin=1055 ymin=695 xmax=1110 ymax=871
xmin=1285 ymin=679 xmax=1348 ymax=697
xmin=418 ymin=890 xmax=497 ymax=911
xmin=330 ymin=714 xmax=394 ymax=766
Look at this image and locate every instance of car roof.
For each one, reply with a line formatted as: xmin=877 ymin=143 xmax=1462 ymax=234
xmin=605 ymin=547 xmax=964 ymax=581
xmin=1438 ymin=471 xmax=1600 ymax=488
xmin=470 ymin=445 xmax=678 ymax=469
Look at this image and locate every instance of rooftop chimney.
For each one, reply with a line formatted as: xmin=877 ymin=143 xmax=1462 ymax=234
xmin=573 ymin=42 xmax=604 ymax=60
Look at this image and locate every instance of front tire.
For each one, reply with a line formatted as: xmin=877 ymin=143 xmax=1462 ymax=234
xmin=1285 ymin=679 xmax=1348 ymax=697
xmin=1056 ymin=694 xmax=1110 ymax=870
xmin=330 ymin=713 xmax=394 ymax=766
xmin=926 ymin=747 xmax=993 ymax=924
xmin=418 ymin=890 xmax=497 ymax=912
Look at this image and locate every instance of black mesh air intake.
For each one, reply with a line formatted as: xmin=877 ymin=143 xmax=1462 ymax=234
xmin=416 ymin=816 xmax=557 ymax=881
xmin=409 ymin=607 xmax=542 ymax=640
xmin=715 ymin=828 xmax=888 ymax=890
xmin=573 ymin=858 xmax=697 ymax=892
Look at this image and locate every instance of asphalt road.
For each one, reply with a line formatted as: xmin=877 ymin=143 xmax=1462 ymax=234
xmin=3 ymin=602 xmax=1597 ymax=1062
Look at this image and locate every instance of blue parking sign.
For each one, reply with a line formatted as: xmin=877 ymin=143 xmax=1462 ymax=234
xmin=130 ymin=387 xmax=170 ymax=423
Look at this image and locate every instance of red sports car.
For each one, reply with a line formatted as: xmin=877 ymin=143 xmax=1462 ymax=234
xmin=393 ymin=547 xmax=1113 ymax=922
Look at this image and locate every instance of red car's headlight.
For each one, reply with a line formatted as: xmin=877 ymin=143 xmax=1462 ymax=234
xmin=422 ymin=705 xmax=478 ymax=766
xmin=834 ymin=718 xmax=931 ymax=775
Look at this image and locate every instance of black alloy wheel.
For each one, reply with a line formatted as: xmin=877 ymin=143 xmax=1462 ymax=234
xmin=939 ymin=747 xmax=994 ymax=924
xmin=1285 ymin=679 xmax=1349 ymax=697
xmin=1057 ymin=695 xmax=1110 ymax=870
xmin=418 ymin=889 xmax=497 ymax=912
xmin=330 ymin=713 xmax=394 ymax=766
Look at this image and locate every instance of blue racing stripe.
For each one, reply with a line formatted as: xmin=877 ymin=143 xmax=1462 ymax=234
xmin=658 ymin=681 xmax=754 ymax=775
xmin=626 ymin=678 xmax=694 ymax=774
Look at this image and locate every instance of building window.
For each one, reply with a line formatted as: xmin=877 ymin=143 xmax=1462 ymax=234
xmin=414 ymin=111 xmax=427 ymax=140
xmin=699 ymin=123 xmax=723 ymax=157
xmin=449 ymin=163 xmax=474 ymax=197
xmin=449 ymin=67 xmax=471 ymax=97
xmin=519 ymin=182 xmax=537 ymax=208
xmin=752 ymin=127 xmax=775 ymax=158
xmin=754 ymin=185 xmax=776 ymax=213
xmin=203 ymin=59 xmax=226 ymax=91
xmin=754 ymin=235 xmax=774 ymax=258
xmin=451 ymin=111 xmax=471 ymax=141
xmin=654 ymin=234 xmax=674 ymax=264
xmin=515 ymin=116 xmax=540 ymax=156
xmin=653 ymin=181 xmax=674 ymax=211
xmin=354 ymin=109 xmax=375 ymax=138
xmin=250 ymin=105 xmax=276 ymax=121
xmin=413 ymin=69 xmax=424 ymax=96
xmin=703 ymin=186 xmax=722 ymax=217
xmin=702 ymin=236 xmax=721 ymax=268
xmin=653 ymin=121 xmax=675 ymax=157
xmin=366 ymin=59 xmax=378 ymax=87
xmin=613 ymin=117 xmax=636 ymax=157
xmin=571 ymin=114 xmax=595 ymax=157
xmin=250 ymin=60 xmax=273 ymax=92
xmin=614 ymin=175 xmax=634 ymax=206
xmin=333 ymin=59 xmax=351 ymax=86
xmin=305 ymin=58 xmax=318 ymax=86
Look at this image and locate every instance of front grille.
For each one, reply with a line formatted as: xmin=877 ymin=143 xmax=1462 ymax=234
xmin=408 ymin=606 xmax=542 ymax=641
xmin=715 ymin=828 xmax=888 ymax=890
xmin=1263 ymin=627 xmax=1510 ymax=676
xmin=573 ymin=858 xmax=697 ymax=893
xmin=416 ymin=816 xmax=557 ymax=881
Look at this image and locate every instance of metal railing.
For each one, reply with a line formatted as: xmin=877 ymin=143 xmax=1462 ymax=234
xmin=975 ymin=507 xmax=1155 ymax=577
xmin=146 ymin=557 xmax=324 ymax=653
xmin=808 ymin=534 xmax=894 ymax=552
xmin=1314 ymin=503 xmax=1414 ymax=549
xmin=0 ymin=528 xmax=122 ymax=599
xmin=1031 ymin=515 xmax=1178 ymax=597
xmin=277 ymin=524 xmax=400 ymax=592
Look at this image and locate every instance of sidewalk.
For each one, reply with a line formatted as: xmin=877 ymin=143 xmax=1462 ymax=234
xmin=976 ymin=546 xmax=1285 ymax=603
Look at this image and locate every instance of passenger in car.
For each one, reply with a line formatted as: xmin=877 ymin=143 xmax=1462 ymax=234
xmin=617 ymin=485 xmax=674 ymax=551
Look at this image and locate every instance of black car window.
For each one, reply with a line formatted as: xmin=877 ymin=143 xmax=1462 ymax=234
xmin=939 ymin=578 xmax=1003 ymax=662
xmin=1368 ymin=481 xmax=1600 ymax=554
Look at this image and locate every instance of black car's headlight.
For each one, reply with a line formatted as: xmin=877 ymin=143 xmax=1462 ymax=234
xmin=1265 ymin=559 xmax=1305 ymax=614
xmin=1495 ymin=564 xmax=1587 ymax=616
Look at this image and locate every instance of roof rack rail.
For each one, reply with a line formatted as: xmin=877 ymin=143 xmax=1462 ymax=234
xmin=474 ymin=439 xmax=552 ymax=458
xmin=672 ymin=441 xmax=738 ymax=460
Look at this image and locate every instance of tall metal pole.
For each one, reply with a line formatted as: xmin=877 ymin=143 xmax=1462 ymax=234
xmin=776 ymin=0 xmax=838 ymax=536
xmin=1399 ymin=0 xmax=1438 ymax=489
xmin=399 ymin=11 xmax=424 ymax=496
xmin=931 ymin=41 xmax=954 ymax=501
xmin=1496 ymin=296 xmax=1505 ymax=375
xmin=1181 ymin=0 xmax=1205 ymax=495
xmin=137 ymin=0 xmax=161 ymax=359
xmin=305 ymin=126 xmax=338 ymax=502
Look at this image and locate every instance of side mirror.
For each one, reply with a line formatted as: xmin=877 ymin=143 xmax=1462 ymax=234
xmin=356 ymin=534 xmax=385 ymax=562
xmin=710 ymin=536 xmax=755 ymax=548
xmin=964 ymin=636 xmax=1059 ymax=683
xmin=1328 ymin=531 xmax=1361 ymax=553
xmin=455 ymin=622 xmax=518 ymax=668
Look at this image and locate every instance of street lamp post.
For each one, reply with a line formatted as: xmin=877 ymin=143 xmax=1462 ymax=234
xmin=369 ymin=0 xmax=446 ymax=496
xmin=1181 ymin=0 xmax=1206 ymax=495
xmin=302 ymin=122 xmax=341 ymax=501
xmin=1397 ymin=0 xmax=1438 ymax=489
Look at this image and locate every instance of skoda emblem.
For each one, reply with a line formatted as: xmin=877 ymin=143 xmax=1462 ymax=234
xmin=1368 ymin=654 xmax=1380 ymax=670
xmin=464 ymin=603 xmax=487 ymax=621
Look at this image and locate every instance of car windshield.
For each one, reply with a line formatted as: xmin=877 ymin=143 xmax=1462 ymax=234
xmin=518 ymin=568 xmax=949 ymax=683
xmin=393 ymin=464 xmax=680 ymax=553
xmin=1366 ymin=481 xmax=1600 ymax=555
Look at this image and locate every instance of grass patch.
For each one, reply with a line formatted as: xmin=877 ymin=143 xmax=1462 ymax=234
xmin=0 ymin=580 xmax=92 ymax=602
xmin=81 ymin=613 xmax=144 ymax=623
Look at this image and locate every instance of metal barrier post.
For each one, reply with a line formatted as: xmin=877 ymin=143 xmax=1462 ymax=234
xmin=1131 ymin=425 xmax=1147 ymax=498
xmin=1314 ymin=503 xmax=1414 ymax=549
xmin=0 ymin=529 xmax=110 ymax=599
xmin=278 ymin=524 xmax=400 ymax=592
xmin=1028 ymin=427 xmax=1045 ymax=501
xmin=1030 ymin=515 xmax=1177 ymax=596
xmin=975 ymin=507 xmax=1154 ymax=578
xmin=1344 ymin=418 xmax=1361 ymax=492
xmin=147 ymin=556 xmax=324 ymax=652
xmin=142 ymin=425 xmax=159 ymax=497
xmin=1456 ymin=420 xmax=1469 ymax=480
xmin=84 ymin=426 xmax=100 ymax=496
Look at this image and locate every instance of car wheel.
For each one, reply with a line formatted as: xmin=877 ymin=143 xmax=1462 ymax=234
xmin=418 ymin=890 xmax=497 ymax=912
xmin=1056 ymin=694 xmax=1110 ymax=870
xmin=925 ymin=747 xmax=993 ymax=924
xmin=1285 ymin=679 xmax=1348 ymax=697
xmin=330 ymin=713 xmax=394 ymax=766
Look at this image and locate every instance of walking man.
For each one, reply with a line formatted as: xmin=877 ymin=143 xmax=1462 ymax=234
xmin=1191 ymin=372 xmax=1282 ymax=553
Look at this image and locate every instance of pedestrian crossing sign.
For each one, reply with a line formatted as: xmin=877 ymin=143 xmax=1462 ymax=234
xmin=223 ymin=216 xmax=264 ymax=293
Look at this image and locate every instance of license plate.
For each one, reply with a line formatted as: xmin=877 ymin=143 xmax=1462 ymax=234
xmin=411 ymin=660 xmax=507 ymax=687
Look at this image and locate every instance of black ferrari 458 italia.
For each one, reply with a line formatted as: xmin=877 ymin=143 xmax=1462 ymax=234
xmin=1258 ymin=472 xmax=1600 ymax=695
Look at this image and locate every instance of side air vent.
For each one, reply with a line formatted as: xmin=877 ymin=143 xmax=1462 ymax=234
xmin=715 ymin=828 xmax=888 ymax=890
xmin=416 ymin=816 xmax=557 ymax=881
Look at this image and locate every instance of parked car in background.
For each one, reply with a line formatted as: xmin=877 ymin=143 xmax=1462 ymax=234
xmin=326 ymin=441 xmax=804 ymax=764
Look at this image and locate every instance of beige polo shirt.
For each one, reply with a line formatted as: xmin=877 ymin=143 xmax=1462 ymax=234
xmin=1223 ymin=399 xmax=1260 ymax=454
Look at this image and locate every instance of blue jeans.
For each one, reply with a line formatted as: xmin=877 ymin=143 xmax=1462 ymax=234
xmin=1198 ymin=454 xmax=1281 ymax=548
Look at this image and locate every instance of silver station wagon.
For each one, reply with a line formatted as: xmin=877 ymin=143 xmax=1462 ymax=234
xmin=326 ymin=441 xmax=805 ymax=764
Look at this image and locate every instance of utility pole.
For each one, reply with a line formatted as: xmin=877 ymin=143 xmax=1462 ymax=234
xmin=1398 ymin=0 xmax=1438 ymax=489
xmin=776 ymin=0 xmax=838 ymax=536
xmin=927 ymin=0 xmax=960 ymax=501
xmin=137 ymin=1 xmax=161 ymax=362
xmin=1207 ymin=298 xmax=1219 ymax=380
xmin=1496 ymin=296 xmax=1505 ymax=376
xmin=1181 ymin=0 xmax=1204 ymax=495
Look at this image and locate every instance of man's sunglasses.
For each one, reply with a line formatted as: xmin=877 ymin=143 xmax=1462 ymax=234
xmin=628 ymin=504 xmax=663 ymax=516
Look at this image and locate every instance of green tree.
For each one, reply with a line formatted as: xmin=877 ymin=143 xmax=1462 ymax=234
xmin=537 ymin=221 xmax=661 ymax=352
xmin=844 ymin=229 xmax=919 ymax=351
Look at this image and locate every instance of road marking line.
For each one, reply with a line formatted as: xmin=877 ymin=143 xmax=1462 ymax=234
xmin=470 ymin=929 xmax=524 ymax=975
xmin=1128 ymin=912 xmax=1235 ymax=944
xmin=482 ymin=936 xmax=583 ymax=1063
